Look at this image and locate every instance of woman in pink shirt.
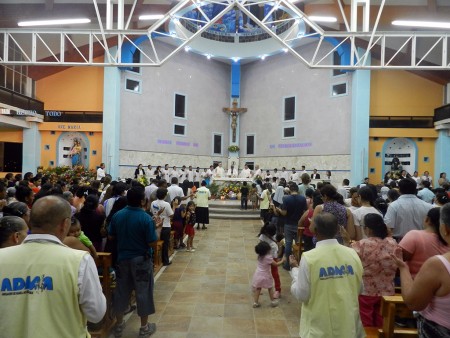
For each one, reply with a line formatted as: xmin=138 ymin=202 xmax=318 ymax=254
xmin=393 ymin=203 xmax=450 ymax=337
xmin=399 ymin=208 xmax=449 ymax=278
xmin=347 ymin=213 xmax=401 ymax=327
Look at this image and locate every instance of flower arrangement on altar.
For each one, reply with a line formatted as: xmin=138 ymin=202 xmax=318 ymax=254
xmin=136 ymin=175 xmax=149 ymax=187
xmin=219 ymin=183 xmax=241 ymax=199
xmin=228 ymin=145 xmax=240 ymax=152
xmin=41 ymin=165 xmax=96 ymax=184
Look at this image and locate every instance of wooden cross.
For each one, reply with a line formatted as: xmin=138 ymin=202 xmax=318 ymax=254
xmin=222 ymin=99 xmax=247 ymax=143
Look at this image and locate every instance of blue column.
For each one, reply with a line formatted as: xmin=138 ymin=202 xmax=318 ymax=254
xmin=435 ymin=129 xmax=450 ymax=179
xmin=22 ymin=122 xmax=41 ymax=174
xmin=229 ymin=61 xmax=241 ymax=147
xmin=103 ymin=48 xmax=121 ymax=179
xmin=350 ymin=50 xmax=371 ymax=186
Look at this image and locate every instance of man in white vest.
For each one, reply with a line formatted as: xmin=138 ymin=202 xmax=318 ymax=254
xmin=0 ymin=195 xmax=106 ymax=338
xmin=289 ymin=212 xmax=364 ymax=338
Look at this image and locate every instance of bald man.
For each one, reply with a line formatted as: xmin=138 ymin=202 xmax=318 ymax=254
xmin=0 ymin=195 xmax=106 ymax=337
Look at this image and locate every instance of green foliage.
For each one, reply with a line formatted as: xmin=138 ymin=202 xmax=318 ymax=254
xmin=41 ymin=165 xmax=97 ymax=183
xmin=228 ymin=145 xmax=240 ymax=152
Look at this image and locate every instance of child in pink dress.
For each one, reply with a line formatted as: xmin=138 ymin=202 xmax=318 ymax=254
xmin=252 ymin=241 xmax=284 ymax=308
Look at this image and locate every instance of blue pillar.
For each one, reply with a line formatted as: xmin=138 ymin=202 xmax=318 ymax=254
xmin=103 ymin=48 xmax=121 ymax=179
xmin=22 ymin=122 xmax=41 ymax=174
xmin=435 ymin=129 xmax=450 ymax=179
xmin=229 ymin=61 xmax=241 ymax=147
xmin=350 ymin=51 xmax=371 ymax=186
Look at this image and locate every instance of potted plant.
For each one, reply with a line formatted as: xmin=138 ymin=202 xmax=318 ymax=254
xmin=228 ymin=145 xmax=240 ymax=152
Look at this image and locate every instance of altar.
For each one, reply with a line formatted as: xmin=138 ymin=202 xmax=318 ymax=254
xmin=212 ymin=177 xmax=253 ymax=184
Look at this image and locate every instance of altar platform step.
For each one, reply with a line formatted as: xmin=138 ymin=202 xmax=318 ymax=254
xmin=209 ymin=200 xmax=260 ymax=220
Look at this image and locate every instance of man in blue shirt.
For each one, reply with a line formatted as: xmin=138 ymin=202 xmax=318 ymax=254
xmin=109 ymin=185 xmax=158 ymax=338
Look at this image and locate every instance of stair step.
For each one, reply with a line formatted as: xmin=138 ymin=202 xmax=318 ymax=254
xmin=209 ymin=207 xmax=259 ymax=215
xmin=210 ymin=213 xmax=260 ymax=220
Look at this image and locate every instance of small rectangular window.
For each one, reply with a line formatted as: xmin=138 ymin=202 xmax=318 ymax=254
xmin=174 ymin=94 xmax=186 ymax=118
xmin=332 ymin=83 xmax=347 ymax=97
xmin=284 ymin=96 xmax=295 ymax=121
xmin=246 ymin=135 xmax=255 ymax=155
xmin=174 ymin=124 xmax=185 ymax=136
xmin=246 ymin=162 xmax=254 ymax=170
xmin=125 ymin=79 xmax=141 ymax=93
xmin=213 ymin=134 xmax=222 ymax=155
xmin=283 ymin=127 xmax=295 ymax=138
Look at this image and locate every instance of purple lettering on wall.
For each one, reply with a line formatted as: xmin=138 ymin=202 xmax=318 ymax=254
xmin=269 ymin=144 xmax=275 ymax=149
xmin=176 ymin=141 xmax=190 ymax=147
xmin=193 ymin=143 xmax=199 ymax=147
xmin=277 ymin=142 xmax=312 ymax=149
xmin=157 ymin=139 xmax=172 ymax=145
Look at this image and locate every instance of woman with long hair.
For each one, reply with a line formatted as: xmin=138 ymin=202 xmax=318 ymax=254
xmin=399 ymin=207 xmax=450 ymax=278
xmin=345 ymin=213 xmax=401 ymax=327
xmin=311 ymin=184 xmax=355 ymax=243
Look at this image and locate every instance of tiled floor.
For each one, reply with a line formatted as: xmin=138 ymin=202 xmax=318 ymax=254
xmin=113 ymin=219 xmax=301 ymax=338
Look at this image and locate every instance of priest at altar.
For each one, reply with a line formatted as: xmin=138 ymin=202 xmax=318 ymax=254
xmin=214 ymin=162 xmax=225 ymax=178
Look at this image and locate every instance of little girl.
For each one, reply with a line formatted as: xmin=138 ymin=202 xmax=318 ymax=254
xmin=252 ymin=241 xmax=284 ymax=308
xmin=257 ymin=222 xmax=281 ymax=299
xmin=171 ymin=197 xmax=186 ymax=249
xmin=184 ymin=201 xmax=196 ymax=252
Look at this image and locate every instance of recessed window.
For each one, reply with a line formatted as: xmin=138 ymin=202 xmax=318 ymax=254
xmin=246 ymin=134 xmax=255 ymax=155
xmin=376 ymin=152 xmax=381 ymax=157
xmin=50 ymin=131 xmax=56 ymax=135
xmin=370 ymin=168 xmax=375 ymax=173
xmin=284 ymin=96 xmax=295 ymax=121
xmin=174 ymin=124 xmax=186 ymax=136
xmin=213 ymin=133 xmax=222 ymax=155
xmin=44 ymin=145 xmax=50 ymax=150
xmin=92 ymin=150 xmax=97 ymax=155
xmin=174 ymin=94 xmax=186 ymax=118
xmin=125 ymin=79 xmax=141 ymax=93
xmin=332 ymin=51 xmax=346 ymax=77
xmin=331 ymin=83 xmax=347 ymax=97
xmin=129 ymin=49 xmax=141 ymax=74
xmin=89 ymin=132 xmax=94 ymax=136
xmin=283 ymin=127 xmax=295 ymax=138
xmin=49 ymin=161 xmax=54 ymax=166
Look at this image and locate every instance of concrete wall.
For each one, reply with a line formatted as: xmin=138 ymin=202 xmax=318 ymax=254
xmin=119 ymin=41 xmax=231 ymax=177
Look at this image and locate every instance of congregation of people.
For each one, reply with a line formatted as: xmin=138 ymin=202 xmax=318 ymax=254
xmin=1 ymin=161 xmax=450 ymax=338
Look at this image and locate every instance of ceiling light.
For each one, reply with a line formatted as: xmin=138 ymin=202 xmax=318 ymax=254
xmin=184 ymin=46 xmax=191 ymax=52
xmin=260 ymin=55 xmax=266 ymax=60
xmin=283 ymin=48 xmax=289 ymax=53
xmin=392 ymin=20 xmax=450 ymax=29
xmin=139 ymin=14 xmax=164 ymax=21
xmin=309 ymin=16 xmax=337 ymax=23
xmin=18 ymin=18 xmax=91 ymax=27
xmin=206 ymin=54 xmax=211 ymax=60
xmin=232 ymin=57 xmax=240 ymax=63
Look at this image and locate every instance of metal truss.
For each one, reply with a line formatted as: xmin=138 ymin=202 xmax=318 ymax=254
xmin=0 ymin=0 xmax=449 ymax=70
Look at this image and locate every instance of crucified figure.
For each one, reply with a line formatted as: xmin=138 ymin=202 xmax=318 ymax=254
xmin=223 ymin=99 xmax=247 ymax=143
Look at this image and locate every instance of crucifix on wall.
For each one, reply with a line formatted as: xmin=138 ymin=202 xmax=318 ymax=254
xmin=222 ymin=99 xmax=247 ymax=143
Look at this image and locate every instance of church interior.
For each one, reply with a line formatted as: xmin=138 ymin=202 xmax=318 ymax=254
xmin=1 ymin=0 xmax=450 ymax=337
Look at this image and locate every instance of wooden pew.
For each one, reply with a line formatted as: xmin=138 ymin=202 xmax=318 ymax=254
xmin=378 ymin=295 xmax=418 ymax=338
xmin=150 ymin=240 xmax=163 ymax=274
xmin=89 ymin=252 xmax=116 ymax=338
xmin=292 ymin=227 xmax=305 ymax=262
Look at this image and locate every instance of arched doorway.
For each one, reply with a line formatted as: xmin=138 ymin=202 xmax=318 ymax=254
xmin=56 ymin=132 xmax=90 ymax=167
xmin=383 ymin=137 xmax=417 ymax=177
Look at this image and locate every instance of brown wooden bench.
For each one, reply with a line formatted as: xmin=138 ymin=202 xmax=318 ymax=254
xmin=378 ymin=295 xmax=418 ymax=338
xmin=292 ymin=227 xmax=305 ymax=262
xmin=89 ymin=252 xmax=116 ymax=338
xmin=150 ymin=240 xmax=163 ymax=274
